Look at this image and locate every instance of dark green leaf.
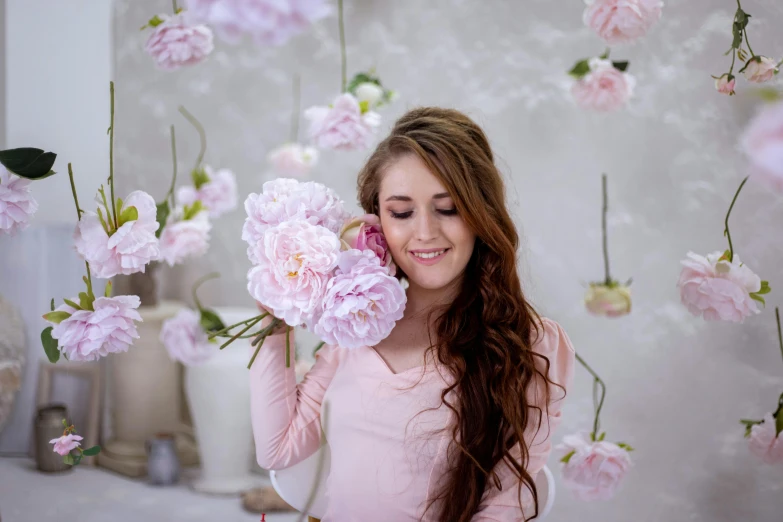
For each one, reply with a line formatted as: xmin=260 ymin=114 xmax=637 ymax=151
xmin=50 ymin=298 xmax=55 ymax=311
xmin=63 ymin=454 xmax=74 ymax=465
xmin=41 ymin=327 xmax=60 ymax=363
xmin=200 ymin=309 xmax=226 ymax=333
xmin=155 ymin=200 xmax=170 ymax=239
xmin=72 ymin=454 xmax=82 ymax=466
xmin=568 ymin=59 xmax=591 ymax=79
xmin=346 ymin=72 xmax=380 ymax=94
xmin=776 ymin=413 xmax=783 ymax=437
xmin=82 ymin=445 xmax=101 ymax=456
xmin=560 ymin=449 xmax=576 ymax=464
xmin=43 ymin=311 xmax=71 ymax=324
xmin=0 ymin=148 xmax=57 ymax=180
xmin=612 ymin=61 xmax=629 ymax=72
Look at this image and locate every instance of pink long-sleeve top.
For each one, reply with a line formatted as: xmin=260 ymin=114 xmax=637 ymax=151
xmin=250 ymin=317 xmax=575 ymax=521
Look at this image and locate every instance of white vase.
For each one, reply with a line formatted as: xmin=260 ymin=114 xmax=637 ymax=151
xmin=185 ymin=306 xmax=258 ymax=495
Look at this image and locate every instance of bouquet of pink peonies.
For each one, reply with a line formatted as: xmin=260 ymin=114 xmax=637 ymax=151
xmin=209 ymin=178 xmax=406 ymax=368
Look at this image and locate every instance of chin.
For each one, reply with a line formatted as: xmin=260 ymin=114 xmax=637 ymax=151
xmin=404 ymin=270 xmax=458 ymax=291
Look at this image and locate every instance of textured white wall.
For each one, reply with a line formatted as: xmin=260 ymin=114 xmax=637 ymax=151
xmin=113 ymin=1 xmax=783 ymax=520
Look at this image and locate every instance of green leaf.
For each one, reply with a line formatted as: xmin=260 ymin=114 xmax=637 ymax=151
xmin=616 ymin=442 xmax=634 ymax=451
xmin=612 ymin=61 xmax=629 ymax=72
xmin=96 ymin=206 xmax=112 ymax=235
xmin=155 ymin=200 xmax=170 ymax=239
xmin=731 ymin=22 xmax=743 ymax=49
xmin=0 ymin=148 xmax=57 ymax=180
xmin=78 ymin=292 xmax=94 ymax=311
xmin=749 ymin=293 xmax=766 ymax=306
xmin=116 ymin=197 xmax=124 ymax=215
xmin=104 ymin=281 xmax=113 ymax=298
xmin=200 ymin=309 xmax=226 ymax=333
xmin=358 ymin=100 xmax=370 ymax=114
xmin=183 ymin=200 xmax=205 ymax=221
xmin=141 ymin=14 xmax=165 ymax=30
xmin=43 ymin=311 xmax=71 ymax=324
xmin=568 ymin=59 xmax=591 ymax=79
xmin=41 ymin=327 xmax=60 ymax=363
xmin=560 ymin=449 xmax=576 ymax=464
xmin=776 ymin=412 xmax=783 ymax=437
xmin=191 ymin=167 xmax=211 ymax=189
xmin=50 ymin=298 xmax=55 ymax=311
xmin=346 ymin=72 xmax=379 ymax=94
xmin=63 ymin=454 xmax=75 ymax=465
xmin=63 ymin=298 xmax=82 ymax=311
xmin=756 ymin=280 xmax=771 ymax=295
xmin=118 ymin=205 xmax=139 ymax=226
xmin=597 ymin=431 xmax=606 ymax=441
xmin=82 ymin=445 xmax=101 ymax=456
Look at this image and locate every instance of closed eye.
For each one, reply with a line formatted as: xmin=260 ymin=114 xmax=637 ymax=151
xmin=437 ymin=208 xmax=458 ymax=216
xmin=390 ymin=210 xmax=413 ymax=219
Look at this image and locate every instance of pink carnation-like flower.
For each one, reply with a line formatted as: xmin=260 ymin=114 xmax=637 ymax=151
xmin=339 ymin=214 xmax=396 ymax=276
xmin=571 ymin=59 xmax=635 ymax=112
xmin=740 ymin=101 xmax=783 ymax=194
xmin=715 ymin=74 xmax=736 ymax=96
xmin=184 ymin=0 xmax=331 ymax=46
xmin=677 ymin=251 xmax=762 ymax=323
xmin=48 ymin=295 xmax=142 ymax=361
xmin=558 ymin=432 xmax=632 ymax=501
xmin=268 ymin=143 xmax=319 ymax=178
xmin=177 ymin=166 xmax=238 ymax=218
xmin=743 ymin=56 xmax=779 ymax=84
xmin=74 ymin=191 xmax=160 ymax=279
xmin=242 ymin=178 xmax=349 ymax=263
xmin=247 ymin=220 xmax=341 ymax=327
xmin=50 ymin=434 xmax=83 ymax=456
xmin=0 ymin=166 xmax=38 ymax=235
xmin=748 ymin=413 xmax=783 ymax=464
xmin=583 ymin=0 xmax=663 ymax=45
xmin=160 ymin=308 xmax=215 ymax=365
xmin=158 ymin=210 xmax=212 ymax=266
xmin=145 ymin=12 xmax=214 ymax=71
xmin=313 ymin=249 xmax=406 ymax=349
xmin=305 ymin=93 xmax=381 ymax=151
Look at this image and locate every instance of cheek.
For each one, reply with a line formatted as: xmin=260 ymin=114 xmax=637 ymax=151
xmin=379 ymin=217 xmax=409 ymax=254
xmin=445 ymin=220 xmax=476 ymax=253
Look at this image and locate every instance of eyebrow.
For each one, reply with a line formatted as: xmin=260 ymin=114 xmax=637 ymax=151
xmin=384 ymin=192 xmax=451 ymax=202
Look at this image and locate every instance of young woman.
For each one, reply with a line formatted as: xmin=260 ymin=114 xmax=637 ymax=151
xmin=250 ymin=107 xmax=575 ymax=522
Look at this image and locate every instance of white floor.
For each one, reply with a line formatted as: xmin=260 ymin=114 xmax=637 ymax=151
xmin=0 ymin=457 xmax=302 ymax=522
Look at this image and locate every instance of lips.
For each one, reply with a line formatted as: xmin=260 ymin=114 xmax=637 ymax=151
xmin=409 ymin=248 xmax=449 ymax=265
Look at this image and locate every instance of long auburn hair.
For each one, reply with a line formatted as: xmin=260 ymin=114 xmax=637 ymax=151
xmin=357 ymin=107 xmax=557 ymax=522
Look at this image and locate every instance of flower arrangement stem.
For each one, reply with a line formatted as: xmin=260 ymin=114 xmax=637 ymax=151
xmin=724 ymin=176 xmax=748 ymax=262
xmin=178 ymin=105 xmax=207 ymax=171
xmin=601 ymin=174 xmax=611 ymax=285
xmin=219 ymin=316 xmax=263 ymax=349
xmin=109 ymin=82 xmax=118 ymax=229
xmin=68 ymin=164 xmax=94 ymax=297
xmin=290 ymin=74 xmax=301 ymax=143
xmin=167 ymin=125 xmax=178 ymax=207
xmin=338 ymin=0 xmax=347 ymax=92
xmin=575 ymin=351 xmax=606 ymax=439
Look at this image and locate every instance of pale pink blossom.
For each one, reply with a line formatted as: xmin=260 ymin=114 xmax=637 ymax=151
xmin=677 ymin=251 xmax=762 ymax=323
xmin=183 ymin=0 xmax=331 ymax=46
xmin=74 ymin=191 xmax=160 ymax=279
xmin=247 ymin=220 xmax=341 ymax=327
xmin=583 ymin=0 xmax=663 ymax=45
xmin=160 ymin=308 xmax=216 ymax=365
xmin=242 ymin=178 xmax=349 ymax=263
xmin=584 ymin=283 xmax=631 ymax=317
xmin=145 ymin=12 xmax=214 ymax=71
xmin=558 ymin=432 xmax=632 ymax=501
xmin=158 ymin=210 xmax=212 ymax=266
xmin=339 ymin=214 xmax=395 ymax=276
xmin=268 ymin=143 xmax=319 ymax=178
xmin=176 ymin=166 xmax=238 ymax=217
xmin=50 ymin=434 xmax=83 ymax=456
xmin=47 ymin=296 xmax=142 ymax=361
xmin=743 ymin=56 xmax=779 ymax=84
xmin=313 ymin=250 xmax=406 ymax=349
xmin=305 ymin=93 xmax=381 ymax=151
xmin=571 ymin=59 xmax=635 ymax=112
xmin=748 ymin=413 xmax=783 ymax=464
xmin=715 ymin=74 xmax=736 ymax=95
xmin=0 ymin=166 xmax=38 ymax=235
xmin=740 ymin=101 xmax=783 ymax=193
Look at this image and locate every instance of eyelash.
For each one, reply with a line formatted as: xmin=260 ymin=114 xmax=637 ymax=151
xmin=389 ymin=208 xmax=458 ymax=219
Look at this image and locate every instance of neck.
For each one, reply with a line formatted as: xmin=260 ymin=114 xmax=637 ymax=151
xmin=403 ymin=276 xmax=461 ymax=321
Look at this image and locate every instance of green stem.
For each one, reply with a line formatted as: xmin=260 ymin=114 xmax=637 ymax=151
xmin=724 ymin=176 xmax=748 ymax=262
xmin=68 ymin=164 xmax=94 ymax=296
xmin=290 ymin=73 xmax=301 ymax=143
xmin=109 ymin=82 xmax=118 ymax=229
xmin=313 ymin=340 xmax=326 ymax=357
xmin=172 ymin=0 xmax=178 ymax=13
xmin=601 ymin=174 xmax=611 ymax=285
xmin=743 ymin=28 xmax=756 ymax=58
xmin=776 ymin=307 xmax=782 ymax=367
xmin=191 ymin=272 xmax=220 ymax=311
xmin=574 ymin=351 xmax=606 ymax=438
xmin=178 ymin=106 xmax=207 ymax=172
xmin=247 ymin=321 xmax=284 ymax=369
xmin=209 ymin=313 xmax=267 ymax=340
xmin=729 ymin=49 xmax=737 ymax=75
xmin=167 ymin=125 xmax=178 ymax=208
xmin=338 ymin=0 xmax=347 ymax=92
xmin=286 ymin=326 xmax=291 ymax=367
xmin=220 ymin=316 xmax=263 ymax=349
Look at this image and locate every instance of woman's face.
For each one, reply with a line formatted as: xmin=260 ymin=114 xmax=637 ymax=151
xmin=378 ymin=154 xmax=476 ymax=292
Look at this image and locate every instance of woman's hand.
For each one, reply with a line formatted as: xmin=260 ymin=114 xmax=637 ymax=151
xmin=255 ymin=301 xmax=290 ymax=336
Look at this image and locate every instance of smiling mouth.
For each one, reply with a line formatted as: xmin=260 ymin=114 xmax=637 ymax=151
xmin=410 ymin=248 xmax=449 ymax=260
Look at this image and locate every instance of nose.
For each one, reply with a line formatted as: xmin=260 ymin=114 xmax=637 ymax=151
xmin=414 ymin=210 xmax=438 ymax=242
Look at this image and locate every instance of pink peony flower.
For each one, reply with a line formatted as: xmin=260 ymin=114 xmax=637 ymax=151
xmin=571 ymin=59 xmax=635 ymax=112
xmin=0 ymin=166 xmax=38 ymax=235
xmin=313 ymin=249 xmax=406 ymax=349
xmin=48 ymin=295 xmax=142 ymax=361
xmin=304 ymin=93 xmax=381 ymax=151
xmin=247 ymin=220 xmax=341 ymax=327
xmin=145 ymin=12 xmax=214 ymax=71
xmin=74 ymin=191 xmax=160 ymax=279
xmin=176 ymin=166 xmax=238 ymax=218
xmin=677 ymin=251 xmax=762 ymax=323
xmin=242 ymin=178 xmax=349 ymax=263
xmin=715 ymin=74 xmax=736 ymax=95
xmin=743 ymin=56 xmax=779 ymax=84
xmin=748 ymin=413 xmax=783 ymax=464
xmin=339 ymin=214 xmax=396 ymax=276
xmin=740 ymin=101 xmax=783 ymax=193
xmin=160 ymin=308 xmax=216 ymax=365
xmin=158 ymin=209 xmax=212 ymax=266
xmin=268 ymin=143 xmax=319 ymax=178
xmin=183 ymin=0 xmax=331 ymax=46
xmin=584 ymin=283 xmax=631 ymax=317
xmin=50 ymin=434 xmax=83 ymax=456
xmin=583 ymin=0 xmax=663 ymax=45
xmin=558 ymin=432 xmax=632 ymax=501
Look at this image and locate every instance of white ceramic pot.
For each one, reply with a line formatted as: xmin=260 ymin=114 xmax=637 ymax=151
xmin=185 ymin=306 xmax=258 ymax=494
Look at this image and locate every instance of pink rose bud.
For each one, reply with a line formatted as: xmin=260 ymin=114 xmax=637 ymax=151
xmin=584 ymin=283 xmax=631 ymax=318
xmin=743 ymin=56 xmax=779 ymax=84
xmin=714 ymin=74 xmax=736 ymax=95
xmin=339 ymin=215 xmax=396 ymax=276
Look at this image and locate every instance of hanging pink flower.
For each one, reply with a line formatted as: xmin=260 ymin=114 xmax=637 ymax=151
xmin=584 ymin=283 xmax=631 ymax=317
xmin=183 ymin=0 xmax=331 ymax=46
xmin=158 ymin=208 xmax=212 ymax=266
xmin=160 ymin=308 xmax=216 ymax=365
xmin=0 ymin=166 xmax=38 ymax=235
xmin=313 ymin=250 xmax=406 ymax=349
xmin=176 ymin=166 xmax=238 ymax=218
xmin=74 ymin=191 xmax=160 ymax=279
xmin=747 ymin=413 xmax=783 ymax=464
xmin=558 ymin=432 xmax=632 ymax=501
xmin=50 ymin=434 xmax=83 ymax=456
xmin=583 ymin=0 xmax=663 ymax=45
xmin=742 ymin=56 xmax=779 ymax=84
xmin=714 ymin=74 xmax=736 ymax=96
xmin=305 ymin=93 xmax=381 ymax=151
xmin=46 ymin=295 xmax=142 ymax=362
xmin=339 ymin=214 xmax=395 ymax=276
xmin=571 ymin=59 xmax=635 ymax=112
xmin=677 ymin=251 xmax=764 ymax=323
xmin=740 ymin=101 xmax=783 ymax=194
xmin=145 ymin=12 xmax=214 ymax=71
xmin=268 ymin=143 xmax=319 ymax=178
